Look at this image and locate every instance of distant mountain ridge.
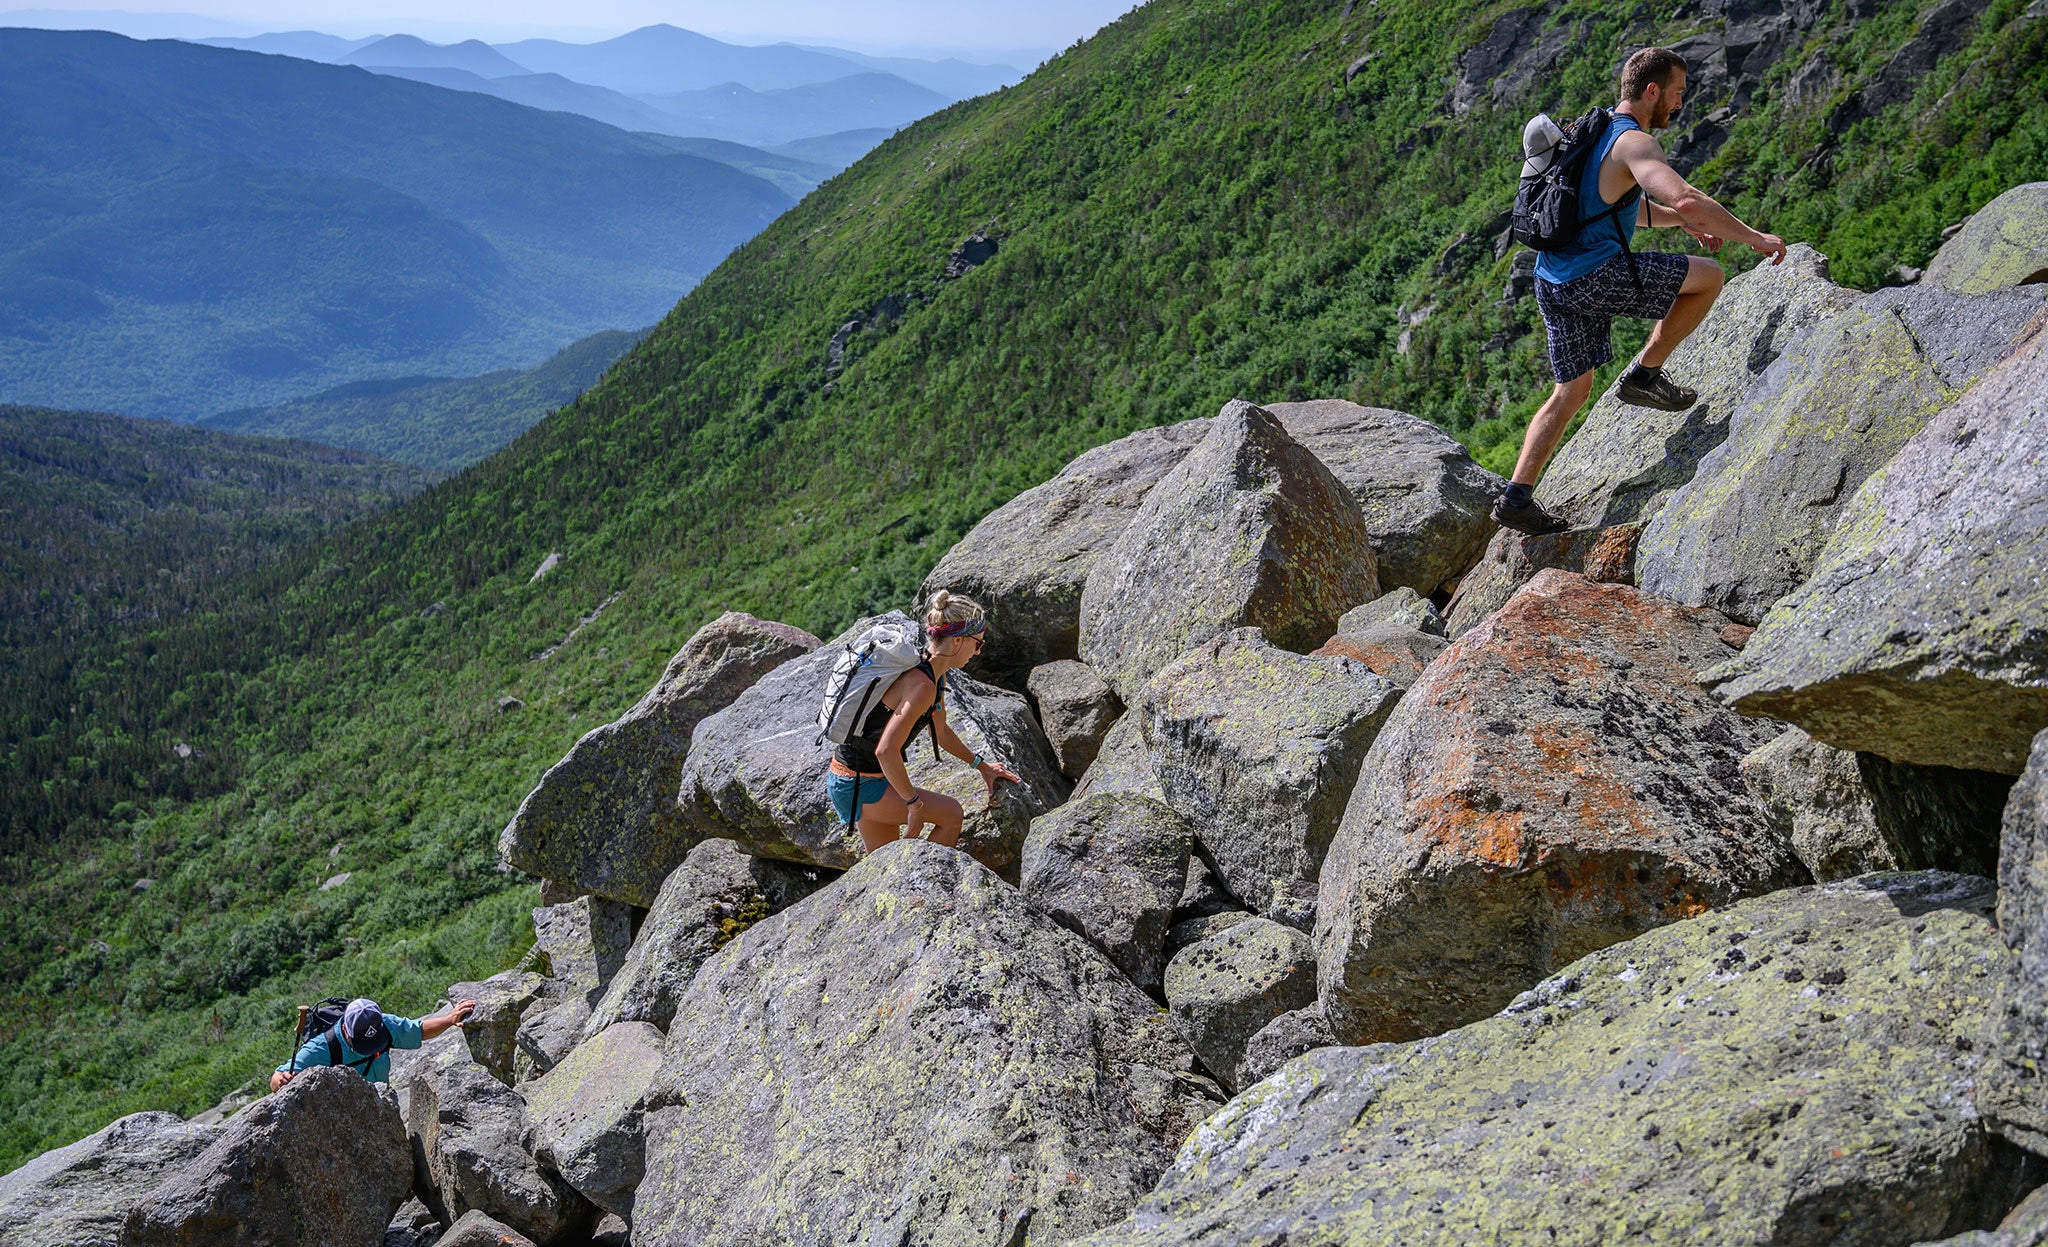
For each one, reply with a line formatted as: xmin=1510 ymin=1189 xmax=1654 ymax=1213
xmin=342 ymin=32 xmax=527 ymax=76
xmin=0 ymin=29 xmax=791 ymax=419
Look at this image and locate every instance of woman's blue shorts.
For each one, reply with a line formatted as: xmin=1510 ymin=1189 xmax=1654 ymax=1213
xmin=827 ymin=773 xmax=892 ymax=825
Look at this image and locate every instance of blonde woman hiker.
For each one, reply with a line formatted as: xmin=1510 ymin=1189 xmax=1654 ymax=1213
xmin=820 ymin=591 xmax=1022 ymax=852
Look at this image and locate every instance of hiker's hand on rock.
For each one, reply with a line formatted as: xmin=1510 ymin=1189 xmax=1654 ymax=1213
xmin=449 ymin=999 xmax=476 ymax=1026
xmin=977 ymin=759 xmax=1021 ymax=805
xmin=1751 ymin=230 xmax=1787 ymax=264
xmin=269 ymin=1071 xmax=293 ymax=1093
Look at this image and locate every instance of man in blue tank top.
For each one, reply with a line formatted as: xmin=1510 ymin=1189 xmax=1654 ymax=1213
xmin=1494 ymin=46 xmax=1788 ymax=535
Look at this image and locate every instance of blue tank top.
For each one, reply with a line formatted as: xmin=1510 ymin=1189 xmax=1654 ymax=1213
xmin=1534 ymin=113 xmax=1643 ymax=285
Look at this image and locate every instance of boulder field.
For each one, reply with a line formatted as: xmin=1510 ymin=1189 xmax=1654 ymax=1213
xmin=15 ymin=181 xmax=2048 ymax=1247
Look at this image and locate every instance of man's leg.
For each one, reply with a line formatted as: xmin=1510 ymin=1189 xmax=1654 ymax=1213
xmin=1510 ymin=370 xmax=1597 ymax=488
xmin=1639 ymin=257 xmax=1725 ymax=368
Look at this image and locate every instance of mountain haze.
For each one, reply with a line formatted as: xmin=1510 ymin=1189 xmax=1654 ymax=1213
xmin=3 ymin=0 xmax=2045 ymax=1173
xmin=0 ymin=29 xmax=790 ymax=419
xmin=341 ymin=33 xmax=530 ymax=76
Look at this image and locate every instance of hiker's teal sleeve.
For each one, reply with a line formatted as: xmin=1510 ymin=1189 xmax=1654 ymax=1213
xmin=388 ymin=1015 xmax=425 ymax=1050
xmin=276 ymin=1032 xmax=334 ymax=1076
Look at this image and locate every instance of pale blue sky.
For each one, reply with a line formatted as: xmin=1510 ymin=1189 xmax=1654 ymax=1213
xmin=0 ymin=1 xmax=1143 ymax=57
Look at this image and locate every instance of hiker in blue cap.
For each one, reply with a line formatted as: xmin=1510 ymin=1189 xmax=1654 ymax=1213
xmin=268 ymin=996 xmax=475 ymax=1092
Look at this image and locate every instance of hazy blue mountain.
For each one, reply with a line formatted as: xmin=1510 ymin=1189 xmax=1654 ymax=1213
xmin=496 ymin=23 xmax=874 ymax=94
xmin=766 ymin=128 xmax=897 ymax=173
xmin=370 ymin=64 xmax=687 ymax=132
xmin=201 ymin=328 xmax=643 ymax=469
xmin=343 ymin=33 xmax=528 ymax=76
xmin=196 ymin=30 xmax=380 ymax=60
xmin=0 ymin=29 xmax=791 ymax=420
xmin=789 ymin=45 xmax=1022 ymax=98
xmin=635 ymin=72 xmax=949 ymax=147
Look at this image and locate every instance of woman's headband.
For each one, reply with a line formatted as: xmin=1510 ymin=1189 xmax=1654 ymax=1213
xmin=927 ymin=617 xmax=987 ymax=639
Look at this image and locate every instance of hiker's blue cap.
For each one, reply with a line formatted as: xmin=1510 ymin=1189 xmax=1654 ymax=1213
xmin=341 ymin=998 xmax=390 ymax=1053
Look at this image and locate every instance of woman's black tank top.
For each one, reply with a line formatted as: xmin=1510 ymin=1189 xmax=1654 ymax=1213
xmin=834 ymin=659 xmax=943 ymax=774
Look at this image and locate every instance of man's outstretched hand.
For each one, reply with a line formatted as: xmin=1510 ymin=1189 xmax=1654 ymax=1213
xmin=1750 ymin=230 xmax=1788 ymax=264
xmin=269 ymin=1069 xmax=294 ymax=1093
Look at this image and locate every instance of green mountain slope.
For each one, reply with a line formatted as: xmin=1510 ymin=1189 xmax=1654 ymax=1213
xmin=0 ymin=29 xmax=790 ymax=420
xmin=3 ymin=0 xmax=2044 ymax=1172
xmin=200 ymin=329 xmax=644 ymax=470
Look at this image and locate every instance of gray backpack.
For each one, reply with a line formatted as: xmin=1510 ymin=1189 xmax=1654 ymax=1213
xmin=817 ymin=620 xmax=928 ymax=746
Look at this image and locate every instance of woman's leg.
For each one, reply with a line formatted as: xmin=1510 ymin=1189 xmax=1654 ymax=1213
xmin=854 ymin=787 xmax=966 ymax=852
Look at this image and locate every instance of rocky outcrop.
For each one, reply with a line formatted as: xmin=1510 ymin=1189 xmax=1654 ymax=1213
xmin=1444 ymin=520 xmax=1642 ymax=638
xmin=498 ymin=612 xmax=819 ymax=906
xmin=1079 ymin=873 xmax=2033 ymax=1247
xmin=921 ymin=422 xmax=1209 ymax=685
xmin=1264 ymin=399 xmax=1503 ymax=594
xmin=439 ymin=1210 xmax=538 ymax=1247
xmin=1741 ymin=728 xmax=1900 ymax=881
xmin=122 ymin=1067 xmax=411 ymax=1247
xmin=1535 ymin=245 xmax=1856 ymax=531
xmin=678 ymin=612 xmax=1069 ymax=878
xmin=1317 ymin=571 xmax=1803 ymax=1045
xmin=406 ymin=1039 xmax=596 ymax=1245
xmin=1637 ymin=282 xmax=2047 ymax=624
xmin=447 ymin=969 xmax=548 ymax=1085
xmin=1310 ymin=625 xmax=1447 ymax=689
xmin=1987 ymin=729 xmax=2048 ymax=1152
xmin=1079 ymin=401 xmax=1377 ymax=701
xmin=584 ymin=839 xmax=772 ymax=1036
xmin=0 ymin=1112 xmax=216 ymax=1246
xmin=1141 ymin=629 xmax=1400 ymax=929
xmin=1163 ymin=918 xmax=1318 ymax=1093
xmin=1707 ymin=327 xmax=2048 ymax=775
xmin=1236 ymin=1004 xmax=1334 ymax=1089
xmin=634 ymin=841 xmax=1215 ymax=1247
xmin=523 ymin=1021 xmax=665 ymax=1218
xmin=1928 ymin=182 xmax=2048 ymax=295
xmin=1333 ymin=587 xmax=1446 ymax=639
xmin=1072 ymin=712 xmax=1163 ymax=802
xmin=1027 ymin=659 xmax=1123 ymax=780
xmin=1019 ymin=792 xmax=1192 ymax=992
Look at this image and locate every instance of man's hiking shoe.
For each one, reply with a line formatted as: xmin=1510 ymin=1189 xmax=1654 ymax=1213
xmin=1491 ymin=493 xmax=1571 ymax=536
xmin=1615 ymin=368 xmax=1699 ymax=412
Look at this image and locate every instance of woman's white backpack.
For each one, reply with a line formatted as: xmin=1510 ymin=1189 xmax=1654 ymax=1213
xmin=817 ymin=620 xmax=927 ymax=745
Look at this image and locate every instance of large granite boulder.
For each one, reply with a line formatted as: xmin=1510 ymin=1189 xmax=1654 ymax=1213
xmin=523 ymin=1022 xmax=665 ymax=1218
xmin=1637 ymin=282 xmax=2047 ymax=624
xmin=1264 ymin=399 xmax=1504 ymax=594
xmin=446 ymin=970 xmax=548 ymax=1085
xmin=1446 ymin=246 xmax=1855 ymax=638
xmin=0 ymin=1112 xmax=217 ymax=1246
xmin=920 ymin=421 xmax=1210 ymax=686
xmin=499 ymin=612 xmax=819 ymax=906
xmin=1142 ymin=628 xmax=1400 ymax=929
xmin=1072 ymin=712 xmax=1163 ymax=802
xmin=1311 ymin=626 xmax=1447 ymax=689
xmin=1443 ymin=520 xmax=1642 ymax=638
xmin=1333 ymin=586 xmax=1446 ymax=638
xmin=1316 ymin=570 xmax=1804 ymax=1045
xmin=1987 ymin=728 xmax=2048 ymax=1152
xmin=1027 ymin=660 xmax=1123 ymax=780
xmin=1163 ymin=917 xmax=1318 ymax=1093
xmin=1019 ymin=792 xmax=1193 ymax=992
xmin=1927 ymin=182 xmax=2048 ymax=295
xmin=583 ymin=839 xmax=772 ymax=1036
xmin=678 ymin=612 xmax=1069 ymax=878
xmin=634 ymin=840 xmax=1217 ymax=1247
xmin=1706 ymin=328 xmax=2048 ymax=775
xmin=1741 ymin=728 xmax=1900 ymax=881
xmin=1079 ymin=400 xmax=1378 ymax=702
xmin=1076 ymin=873 xmax=2033 ymax=1247
xmin=406 ymin=1038 xmax=596 ymax=1245
xmin=439 ymin=1210 xmax=538 ymax=1247
xmin=123 ymin=1067 xmax=411 ymax=1247
xmin=1538 ymin=244 xmax=1856 ymax=530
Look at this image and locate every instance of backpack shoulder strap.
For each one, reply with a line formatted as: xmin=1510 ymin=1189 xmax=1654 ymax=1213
xmin=325 ymin=1027 xmax=342 ymax=1068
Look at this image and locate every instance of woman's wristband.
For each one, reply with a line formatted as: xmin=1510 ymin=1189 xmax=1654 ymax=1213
xmin=968 ymin=752 xmax=984 ymax=769
xmin=898 ymin=789 xmax=919 ymax=804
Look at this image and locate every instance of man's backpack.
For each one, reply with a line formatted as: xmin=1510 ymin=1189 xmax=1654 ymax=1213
xmin=1511 ymin=105 xmax=1642 ymax=291
xmin=817 ymin=619 xmax=942 ymax=759
xmin=287 ymin=996 xmax=382 ymax=1076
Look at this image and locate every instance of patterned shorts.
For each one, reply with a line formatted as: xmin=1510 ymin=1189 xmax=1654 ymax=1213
xmin=1536 ymin=251 xmax=1693 ymax=382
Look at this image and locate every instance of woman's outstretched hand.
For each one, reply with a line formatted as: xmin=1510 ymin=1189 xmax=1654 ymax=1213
xmin=976 ymin=759 xmax=1022 ymax=807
